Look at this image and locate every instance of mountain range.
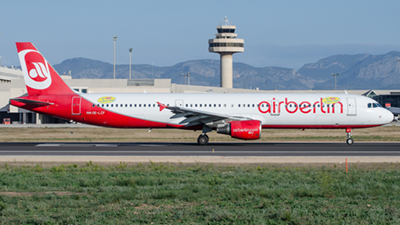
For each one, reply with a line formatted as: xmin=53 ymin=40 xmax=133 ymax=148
xmin=53 ymin=51 xmax=400 ymax=90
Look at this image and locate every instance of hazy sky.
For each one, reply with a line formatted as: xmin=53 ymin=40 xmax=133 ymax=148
xmin=1 ymin=0 xmax=400 ymax=69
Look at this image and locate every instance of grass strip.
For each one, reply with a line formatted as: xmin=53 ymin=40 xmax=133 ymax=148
xmin=1 ymin=162 xmax=400 ymax=223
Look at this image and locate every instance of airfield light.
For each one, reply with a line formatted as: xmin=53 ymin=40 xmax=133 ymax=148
xmin=113 ymin=35 xmax=118 ymax=79
xmin=331 ymin=73 xmax=340 ymax=91
xmin=129 ymin=48 xmax=133 ymax=80
xmin=181 ymin=72 xmax=191 ymax=85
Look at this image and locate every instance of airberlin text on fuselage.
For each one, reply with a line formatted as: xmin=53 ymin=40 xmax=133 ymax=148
xmin=258 ymin=98 xmax=344 ymax=114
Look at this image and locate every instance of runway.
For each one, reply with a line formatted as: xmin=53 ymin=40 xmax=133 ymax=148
xmin=1 ymin=142 xmax=400 ymax=157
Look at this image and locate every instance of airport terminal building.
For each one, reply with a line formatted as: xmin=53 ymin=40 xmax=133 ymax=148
xmin=1 ymin=65 xmax=400 ymax=124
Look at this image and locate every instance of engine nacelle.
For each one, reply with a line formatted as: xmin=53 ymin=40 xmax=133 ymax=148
xmin=217 ymin=120 xmax=261 ymax=140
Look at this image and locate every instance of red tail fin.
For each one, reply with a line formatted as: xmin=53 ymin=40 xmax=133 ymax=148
xmin=16 ymin=42 xmax=74 ymax=96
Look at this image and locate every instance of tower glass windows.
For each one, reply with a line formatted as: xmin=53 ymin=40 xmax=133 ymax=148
xmin=209 ymin=43 xmax=244 ymax=48
xmin=217 ymin=29 xmax=235 ymax=33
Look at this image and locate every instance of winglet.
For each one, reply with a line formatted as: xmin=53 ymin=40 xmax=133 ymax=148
xmin=157 ymin=102 xmax=168 ymax=112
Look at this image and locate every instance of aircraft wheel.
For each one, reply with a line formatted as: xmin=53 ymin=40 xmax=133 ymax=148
xmin=346 ymin=138 xmax=354 ymax=145
xmin=197 ymin=134 xmax=209 ymax=145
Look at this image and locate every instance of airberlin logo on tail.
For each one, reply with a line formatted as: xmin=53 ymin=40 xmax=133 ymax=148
xmin=29 ymin=62 xmax=49 ymax=82
xmin=18 ymin=49 xmax=52 ymax=90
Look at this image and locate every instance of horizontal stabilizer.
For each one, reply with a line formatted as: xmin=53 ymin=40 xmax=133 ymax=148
xmin=10 ymin=98 xmax=54 ymax=106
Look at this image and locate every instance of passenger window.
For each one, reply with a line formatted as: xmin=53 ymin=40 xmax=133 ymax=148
xmin=214 ymin=104 xmax=216 ymax=107
xmin=200 ymin=104 xmax=202 ymax=107
xmin=139 ymin=104 xmax=141 ymax=107
xmin=185 ymin=104 xmax=188 ymax=107
xmin=248 ymin=104 xmax=250 ymax=107
xmin=209 ymin=104 xmax=212 ymax=107
xmin=219 ymin=104 xmax=221 ymax=107
xmin=224 ymin=104 xmax=226 ymax=107
xmin=115 ymin=104 xmax=118 ymax=107
xmin=238 ymin=104 xmax=241 ymax=107
xmin=195 ymin=104 xmax=197 ymax=107
xmin=231 ymin=104 xmax=234 ymax=107
xmin=204 ymin=104 xmax=206 ymax=107
xmin=190 ymin=104 xmax=193 ymax=107
xmin=92 ymin=104 xmax=95 ymax=107
xmin=252 ymin=104 xmax=255 ymax=107
xmin=102 ymin=104 xmax=104 ymax=107
xmin=111 ymin=104 xmax=113 ymax=107
xmin=130 ymin=104 xmax=132 ymax=107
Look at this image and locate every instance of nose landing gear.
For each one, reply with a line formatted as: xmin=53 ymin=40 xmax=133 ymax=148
xmin=346 ymin=128 xmax=354 ymax=145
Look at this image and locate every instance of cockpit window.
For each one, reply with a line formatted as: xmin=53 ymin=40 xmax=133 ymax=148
xmin=368 ymin=103 xmax=382 ymax=108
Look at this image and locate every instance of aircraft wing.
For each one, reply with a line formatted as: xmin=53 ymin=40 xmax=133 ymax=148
xmin=387 ymin=107 xmax=400 ymax=115
xmin=157 ymin=102 xmax=250 ymax=127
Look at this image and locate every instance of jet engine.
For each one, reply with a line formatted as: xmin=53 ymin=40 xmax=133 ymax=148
xmin=217 ymin=120 xmax=261 ymax=140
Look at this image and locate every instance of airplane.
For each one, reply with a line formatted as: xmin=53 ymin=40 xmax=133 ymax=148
xmin=10 ymin=42 xmax=394 ymax=145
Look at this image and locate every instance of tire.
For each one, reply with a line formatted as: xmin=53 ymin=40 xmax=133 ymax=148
xmin=346 ymin=138 xmax=354 ymax=145
xmin=197 ymin=135 xmax=209 ymax=145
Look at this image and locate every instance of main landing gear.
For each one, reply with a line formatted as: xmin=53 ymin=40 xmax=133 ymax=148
xmin=346 ymin=128 xmax=354 ymax=145
xmin=197 ymin=125 xmax=212 ymax=145
xmin=197 ymin=134 xmax=209 ymax=145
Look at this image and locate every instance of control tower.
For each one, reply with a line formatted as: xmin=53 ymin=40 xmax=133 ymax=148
xmin=208 ymin=17 xmax=244 ymax=88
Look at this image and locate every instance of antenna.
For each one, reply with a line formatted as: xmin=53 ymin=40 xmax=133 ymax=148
xmin=223 ymin=16 xmax=229 ymax=26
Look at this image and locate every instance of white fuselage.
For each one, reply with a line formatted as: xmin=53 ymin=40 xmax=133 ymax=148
xmin=81 ymin=93 xmax=393 ymax=128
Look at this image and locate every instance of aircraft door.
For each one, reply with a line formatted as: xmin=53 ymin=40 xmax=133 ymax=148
xmin=72 ymin=96 xmax=82 ymax=115
xmin=175 ymin=99 xmax=184 ymax=107
xmin=346 ymin=97 xmax=357 ymax=116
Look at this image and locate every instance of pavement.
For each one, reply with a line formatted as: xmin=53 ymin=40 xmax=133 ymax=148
xmin=0 ymin=142 xmax=400 ymax=164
